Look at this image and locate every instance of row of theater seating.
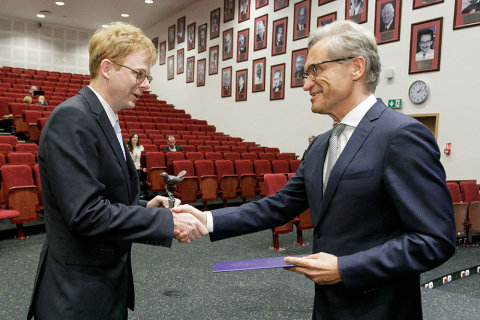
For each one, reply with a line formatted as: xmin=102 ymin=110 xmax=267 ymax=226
xmin=447 ymin=181 xmax=480 ymax=245
xmin=0 ymin=66 xmax=90 ymax=78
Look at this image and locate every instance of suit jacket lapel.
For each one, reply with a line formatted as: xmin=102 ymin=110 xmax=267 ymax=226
xmin=309 ymin=132 xmax=329 ymax=227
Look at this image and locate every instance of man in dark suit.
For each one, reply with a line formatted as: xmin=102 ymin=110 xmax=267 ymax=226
xmin=28 ymin=22 xmax=206 ymax=320
xmin=174 ymin=20 xmax=455 ymax=319
xmin=238 ymin=75 xmax=245 ymax=93
xmin=380 ymin=2 xmax=395 ymax=32
xmin=272 ymin=70 xmax=282 ymax=91
xmin=275 ymin=25 xmax=284 ymax=46
xmin=297 ymin=6 xmax=307 ymax=30
xmin=462 ymin=0 xmax=480 ymax=14
xmin=294 ymin=54 xmax=305 ymax=78
xmin=256 ymin=20 xmax=265 ymax=42
xmin=162 ymin=135 xmax=184 ymax=152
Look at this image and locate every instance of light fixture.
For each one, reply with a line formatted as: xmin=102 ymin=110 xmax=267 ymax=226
xmin=55 ymin=1 xmax=65 ymax=5
xmin=102 ymin=25 xmax=109 ymax=28
xmin=121 ymin=14 xmax=129 ymax=17
xmin=145 ymin=0 xmax=153 ymax=3
xmin=37 ymin=14 xmax=46 ymax=18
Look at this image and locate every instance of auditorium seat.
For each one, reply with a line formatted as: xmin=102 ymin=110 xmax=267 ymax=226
xmin=235 ymin=160 xmax=257 ymax=203
xmin=197 ymin=146 xmax=213 ymax=153
xmin=172 ymin=160 xmax=199 ymax=204
xmin=33 ymin=164 xmax=43 ymax=212
xmin=223 ymin=152 xmax=240 ymax=161
xmin=181 ymin=145 xmax=196 ymax=153
xmin=215 ymin=160 xmax=239 ymax=207
xmin=232 ymin=146 xmax=247 ymax=154
xmin=214 ymin=146 xmax=230 ymax=154
xmin=145 ymin=152 xmax=167 ymax=193
xmin=241 ymin=152 xmax=258 ymax=162
xmin=15 ymin=143 xmax=38 ymax=157
xmin=264 ymin=173 xmax=294 ymax=251
xmin=249 ymin=147 xmax=264 ymax=154
xmin=460 ymin=182 xmax=480 ymax=241
xmin=213 ymin=136 xmax=228 ymax=142
xmin=0 ymin=143 xmax=13 ymax=158
xmin=141 ymin=123 xmax=156 ymax=131
xmin=24 ymin=110 xmax=42 ymax=142
xmin=204 ymin=152 xmax=223 ymax=162
xmin=221 ymin=141 xmax=236 ymax=147
xmin=7 ymin=152 xmax=36 ymax=168
xmin=185 ymin=151 xmax=204 ymax=163
xmin=289 ymin=160 xmax=301 ymax=173
xmin=194 ymin=160 xmax=218 ymax=210
xmin=259 ymin=153 xmax=275 ymax=161
xmin=254 ymin=160 xmax=272 ymax=197
xmin=272 ymin=160 xmax=290 ymax=175
xmin=1 ymin=164 xmax=39 ymax=239
xmin=276 ymin=153 xmax=293 ymax=160
xmin=165 ymin=152 xmax=185 ymax=174
xmin=0 ymin=135 xmax=18 ymax=148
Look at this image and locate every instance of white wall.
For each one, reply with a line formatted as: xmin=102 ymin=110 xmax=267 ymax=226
xmin=0 ymin=14 xmax=92 ymax=74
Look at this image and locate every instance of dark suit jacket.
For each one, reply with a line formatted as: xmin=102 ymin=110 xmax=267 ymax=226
xmin=256 ymin=34 xmax=264 ymax=42
xmin=462 ymin=2 xmax=480 ymax=14
xmin=209 ymin=99 xmax=455 ymax=319
xmin=380 ymin=16 xmax=395 ymax=32
xmin=28 ymin=86 xmax=174 ymax=320
xmin=162 ymin=145 xmax=184 ymax=152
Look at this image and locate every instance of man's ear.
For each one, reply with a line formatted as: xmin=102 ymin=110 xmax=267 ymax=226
xmin=99 ymin=59 xmax=112 ymax=80
xmin=351 ymin=56 xmax=366 ymax=82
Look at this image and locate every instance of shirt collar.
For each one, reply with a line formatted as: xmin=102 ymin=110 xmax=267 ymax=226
xmin=340 ymin=94 xmax=376 ymax=128
xmin=88 ymin=85 xmax=118 ymax=128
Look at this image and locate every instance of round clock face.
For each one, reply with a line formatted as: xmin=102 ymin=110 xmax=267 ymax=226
xmin=409 ymin=80 xmax=429 ymax=104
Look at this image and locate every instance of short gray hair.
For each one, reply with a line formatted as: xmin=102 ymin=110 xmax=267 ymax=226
xmin=167 ymin=135 xmax=175 ymax=140
xmin=307 ymin=20 xmax=381 ymax=92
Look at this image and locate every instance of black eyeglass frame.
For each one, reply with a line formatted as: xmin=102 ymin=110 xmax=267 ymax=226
xmin=109 ymin=60 xmax=153 ymax=84
xmin=301 ymin=57 xmax=355 ymax=83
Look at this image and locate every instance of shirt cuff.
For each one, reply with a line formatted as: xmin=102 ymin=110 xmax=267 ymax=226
xmin=205 ymin=211 xmax=214 ymax=233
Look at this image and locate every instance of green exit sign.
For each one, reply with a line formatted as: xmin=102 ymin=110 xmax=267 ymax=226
xmin=388 ymin=99 xmax=402 ymax=109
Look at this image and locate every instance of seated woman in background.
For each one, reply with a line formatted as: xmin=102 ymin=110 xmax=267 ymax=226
xmin=23 ymin=96 xmax=33 ymax=104
xmin=28 ymin=86 xmax=38 ymax=96
xmin=127 ymin=132 xmax=148 ymax=197
xmin=36 ymin=95 xmax=48 ymax=107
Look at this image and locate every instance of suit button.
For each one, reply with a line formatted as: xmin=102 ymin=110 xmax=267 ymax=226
xmin=314 ymin=231 xmax=321 ymax=238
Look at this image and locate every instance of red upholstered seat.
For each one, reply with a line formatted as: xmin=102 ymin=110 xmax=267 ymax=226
xmin=194 ymin=160 xmax=218 ymax=210
xmin=460 ymin=182 xmax=480 ymax=240
xmin=446 ymin=182 xmax=468 ymax=243
xmin=145 ymin=152 xmax=167 ymax=192
xmin=7 ymin=152 xmax=36 ymax=168
xmin=173 ymin=160 xmax=198 ymax=204
xmin=215 ymin=160 xmax=238 ymax=206
xmin=235 ymin=160 xmax=257 ymax=202
xmin=223 ymin=152 xmax=240 ymax=161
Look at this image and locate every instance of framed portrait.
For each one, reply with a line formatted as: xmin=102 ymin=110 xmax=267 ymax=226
xmin=374 ymin=0 xmax=401 ymax=45
xmin=256 ymin=0 xmax=269 ymax=9
xmin=293 ymin=0 xmax=311 ymax=41
xmin=152 ymin=37 xmax=158 ymax=55
xmin=254 ymin=15 xmax=268 ymax=51
xmin=223 ymin=28 xmax=234 ymax=61
xmin=177 ymin=49 xmax=184 ymax=74
xmin=177 ymin=17 xmax=185 ymax=44
xmin=252 ymin=57 xmax=266 ymax=92
xmin=319 ymin=0 xmax=336 ymax=5
xmin=198 ymin=24 xmax=207 ymax=53
xmin=197 ymin=59 xmax=206 ymax=87
xmin=413 ymin=0 xmax=443 ymax=10
xmin=346 ymin=0 xmax=368 ymax=24
xmin=274 ymin=0 xmax=289 ymax=11
xmin=222 ymin=67 xmax=232 ymax=97
xmin=238 ymin=0 xmax=250 ymax=23
xmin=167 ymin=56 xmax=174 ymax=80
xmin=453 ymin=0 xmax=480 ymax=30
xmin=236 ymin=69 xmax=248 ymax=102
xmin=317 ymin=12 xmax=337 ymax=27
xmin=270 ymin=64 xmax=285 ymax=100
xmin=409 ymin=17 xmax=443 ymax=74
xmin=209 ymin=45 xmax=219 ymax=75
xmin=168 ymin=25 xmax=175 ymax=51
xmin=187 ymin=23 xmax=196 ymax=51
xmin=272 ymin=17 xmax=288 ymax=56
xmin=186 ymin=57 xmax=195 ymax=83
xmin=291 ymin=48 xmax=307 ymax=88
xmin=237 ymin=28 xmax=249 ymax=62
xmin=159 ymin=41 xmax=166 ymax=65
xmin=224 ymin=0 xmax=235 ymax=22
xmin=210 ymin=8 xmax=221 ymax=39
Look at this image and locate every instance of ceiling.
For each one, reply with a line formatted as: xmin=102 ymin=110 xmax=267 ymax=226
xmin=0 ymin=0 xmax=202 ymax=31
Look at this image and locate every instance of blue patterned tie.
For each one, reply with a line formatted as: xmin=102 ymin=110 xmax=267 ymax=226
xmin=324 ymin=123 xmax=346 ymax=193
xmin=114 ymin=119 xmax=126 ymax=161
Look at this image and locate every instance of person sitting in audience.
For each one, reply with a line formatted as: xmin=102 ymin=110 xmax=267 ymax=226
xmin=36 ymin=95 xmax=48 ymax=107
xmin=128 ymin=132 xmax=148 ymax=197
xmin=28 ymin=86 xmax=38 ymax=96
xmin=23 ymin=96 xmax=33 ymax=104
xmin=162 ymin=135 xmax=183 ymax=152
xmin=301 ymin=135 xmax=316 ymax=160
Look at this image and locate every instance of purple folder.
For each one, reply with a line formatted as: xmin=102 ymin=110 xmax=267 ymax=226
xmin=213 ymin=255 xmax=307 ymax=273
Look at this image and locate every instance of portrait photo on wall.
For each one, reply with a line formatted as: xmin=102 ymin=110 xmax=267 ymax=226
xmin=409 ymin=17 xmax=443 ymax=74
xmin=454 ymin=0 xmax=480 ymax=29
xmin=223 ymin=28 xmax=234 ymax=60
xmin=291 ymin=48 xmax=307 ymax=88
xmin=317 ymin=12 xmax=337 ymax=27
xmin=256 ymin=0 xmax=269 ymax=9
xmin=346 ymin=0 xmax=368 ymax=24
xmin=209 ymin=45 xmax=219 ymax=75
xmin=210 ymin=8 xmax=220 ymax=39
xmin=293 ymin=0 xmax=311 ymax=41
xmin=252 ymin=57 xmax=266 ymax=92
xmin=274 ymin=0 xmax=289 ymax=11
xmin=198 ymin=23 xmax=207 ymax=53
xmin=222 ymin=66 xmax=232 ymax=97
xmin=237 ymin=28 xmax=249 ymax=62
xmin=319 ymin=0 xmax=337 ymax=6
xmin=197 ymin=59 xmax=206 ymax=87
xmin=254 ymin=15 xmax=268 ymax=51
xmin=374 ymin=0 xmax=401 ymax=45
xmin=224 ymin=0 xmax=235 ymax=22
xmin=177 ymin=17 xmax=185 ymax=44
xmin=413 ymin=0 xmax=444 ymax=10
xmin=187 ymin=22 xmax=196 ymax=51
xmin=168 ymin=25 xmax=175 ymax=50
xmin=186 ymin=56 xmax=195 ymax=83
xmin=167 ymin=56 xmax=174 ymax=80
xmin=239 ymin=0 xmax=251 ymax=22
xmin=272 ymin=17 xmax=287 ymax=56
xmin=159 ymin=41 xmax=166 ymax=65
xmin=177 ymin=49 xmax=184 ymax=74
xmin=270 ymin=64 xmax=285 ymax=100
xmin=236 ymin=69 xmax=248 ymax=102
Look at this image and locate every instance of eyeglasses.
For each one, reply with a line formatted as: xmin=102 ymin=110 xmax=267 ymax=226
xmin=302 ymin=57 xmax=354 ymax=83
xmin=109 ymin=60 xmax=153 ymax=84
